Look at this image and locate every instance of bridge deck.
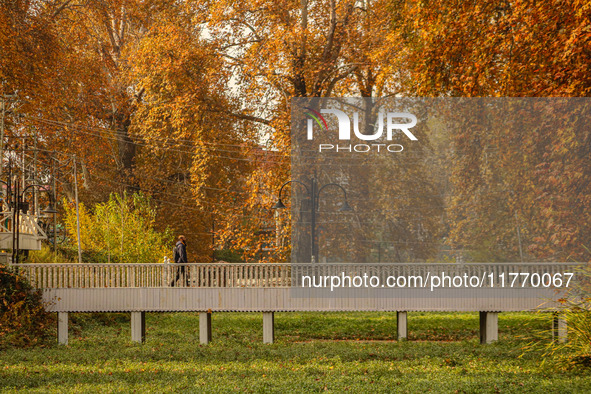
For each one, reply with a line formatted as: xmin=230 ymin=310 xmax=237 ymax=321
xmin=16 ymin=262 xmax=577 ymax=345
xmin=17 ymin=262 xmax=577 ymax=313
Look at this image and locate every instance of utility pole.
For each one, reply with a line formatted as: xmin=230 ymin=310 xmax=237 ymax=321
xmin=0 ymin=94 xmax=15 ymax=180
xmin=1 ymin=94 xmax=17 ymax=199
xmin=20 ymin=135 xmax=25 ymax=190
xmin=33 ymin=127 xmax=38 ymax=216
xmin=107 ymin=212 xmax=111 ymax=264
xmin=73 ymin=155 xmax=82 ymax=263
xmin=52 ymin=154 xmax=57 ymax=255
xmin=211 ymin=218 xmax=215 ymax=263
xmin=11 ymin=181 xmax=18 ymax=264
xmin=515 ymin=211 xmax=524 ymax=263
xmin=310 ymin=177 xmax=317 ymax=263
xmin=1 ymin=95 xmax=5 ymax=181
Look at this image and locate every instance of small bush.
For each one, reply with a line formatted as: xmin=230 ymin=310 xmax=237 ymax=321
xmin=0 ymin=264 xmax=55 ymax=348
xmin=63 ymin=192 xmax=173 ymax=264
xmin=214 ymin=248 xmax=245 ymax=263
xmin=26 ymin=246 xmax=73 ymax=264
xmin=534 ymin=299 xmax=591 ymax=368
xmin=526 ymin=264 xmax=591 ymax=368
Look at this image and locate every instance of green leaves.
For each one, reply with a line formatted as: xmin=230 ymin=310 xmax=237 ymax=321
xmin=63 ymin=192 xmax=173 ymax=264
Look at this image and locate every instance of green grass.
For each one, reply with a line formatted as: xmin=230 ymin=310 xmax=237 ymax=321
xmin=1 ymin=312 xmax=590 ymax=393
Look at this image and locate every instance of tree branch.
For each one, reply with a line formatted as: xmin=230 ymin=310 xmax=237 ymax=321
xmin=228 ymin=112 xmax=271 ymax=125
xmin=51 ymin=0 xmax=74 ymax=19
xmin=218 ymin=39 xmax=262 ymax=51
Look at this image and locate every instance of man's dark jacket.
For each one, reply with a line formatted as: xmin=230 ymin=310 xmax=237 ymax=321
xmin=174 ymin=240 xmax=187 ymax=264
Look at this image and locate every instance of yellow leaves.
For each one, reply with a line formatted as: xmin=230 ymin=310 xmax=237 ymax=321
xmin=63 ymin=199 xmax=94 ymax=251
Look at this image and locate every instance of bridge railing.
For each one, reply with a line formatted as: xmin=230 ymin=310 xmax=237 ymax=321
xmin=16 ymin=263 xmax=293 ymax=289
xmin=0 ymin=210 xmax=48 ymax=236
xmin=14 ymin=262 xmax=580 ymax=289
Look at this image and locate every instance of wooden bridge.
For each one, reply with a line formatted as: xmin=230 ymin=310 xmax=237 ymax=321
xmin=0 ymin=210 xmax=48 ymax=251
xmin=18 ymin=262 xmax=578 ymax=345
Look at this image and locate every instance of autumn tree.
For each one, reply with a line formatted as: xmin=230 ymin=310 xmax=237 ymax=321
xmin=1 ymin=1 xmax=252 ymax=261
xmin=8 ymin=0 xmax=589 ymax=265
xmin=382 ymin=1 xmax=591 ymax=261
xmin=204 ymin=0 xmax=445 ymax=262
xmin=0 ymin=0 xmax=59 ymax=101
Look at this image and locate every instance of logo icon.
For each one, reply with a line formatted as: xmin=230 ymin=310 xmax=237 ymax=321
xmin=306 ymin=108 xmax=418 ymax=141
xmin=304 ymin=107 xmax=328 ymax=138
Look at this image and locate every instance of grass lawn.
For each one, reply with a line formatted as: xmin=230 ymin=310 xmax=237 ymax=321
xmin=1 ymin=312 xmax=590 ymax=393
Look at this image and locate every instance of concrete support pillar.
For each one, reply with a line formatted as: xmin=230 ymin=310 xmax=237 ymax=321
xmin=199 ymin=312 xmax=212 ymax=344
xmin=479 ymin=311 xmax=498 ymax=344
xmin=131 ymin=312 xmax=146 ymax=343
xmin=263 ymin=312 xmax=275 ymax=344
xmin=553 ymin=313 xmax=567 ymax=343
xmin=397 ymin=311 xmax=408 ymax=340
xmin=57 ymin=312 xmax=68 ymax=345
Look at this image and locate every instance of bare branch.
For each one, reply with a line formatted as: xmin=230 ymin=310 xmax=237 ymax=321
xmin=229 ymin=18 xmax=263 ymax=41
xmin=219 ymin=53 xmax=245 ymax=64
xmin=51 ymin=0 xmax=73 ymax=19
xmin=325 ymin=64 xmax=359 ymax=97
xmin=218 ymin=39 xmax=262 ymax=51
xmin=228 ymin=112 xmax=271 ymax=125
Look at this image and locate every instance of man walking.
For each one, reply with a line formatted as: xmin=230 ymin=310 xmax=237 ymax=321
xmin=170 ymin=235 xmax=189 ymax=287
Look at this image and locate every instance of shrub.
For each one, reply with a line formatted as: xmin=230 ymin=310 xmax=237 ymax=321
xmin=63 ymin=192 xmax=173 ymax=264
xmin=26 ymin=246 xmax=73 ymax=264
xmin=0 ymin=264 xmax=55 ymax=349
xmin=526 ymin=264 xmax=591 ymax=368
xmin=214 ymin=248 xmax=245 ymax=263
xmin=532 ymin=299 xmax=591 ymax=368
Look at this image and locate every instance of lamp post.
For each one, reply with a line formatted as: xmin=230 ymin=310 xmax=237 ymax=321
xmin=0 ymin=179 xmax=14 ymax=261
xmin=273 ymin=178 xmax=352 ymax=263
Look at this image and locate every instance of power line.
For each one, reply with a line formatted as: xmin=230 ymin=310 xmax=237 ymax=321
xmin=21 ymin=114 xmax=291 ymax=163
xmin=19 ymin=113 xmax=464 ymax=161
xmin=89 ymin=172 xmax=277 ymax=220
xmin=12 ymin=143 xmax=517 ymax=213
xmin=90 ymin=162 xmax=255 ymax=196
xmin=5 ymin=139 xmax=518 ymax=212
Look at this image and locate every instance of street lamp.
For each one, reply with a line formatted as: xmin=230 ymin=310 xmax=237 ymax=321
xmin=273 ymin=178 xmax=352 ymax=263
